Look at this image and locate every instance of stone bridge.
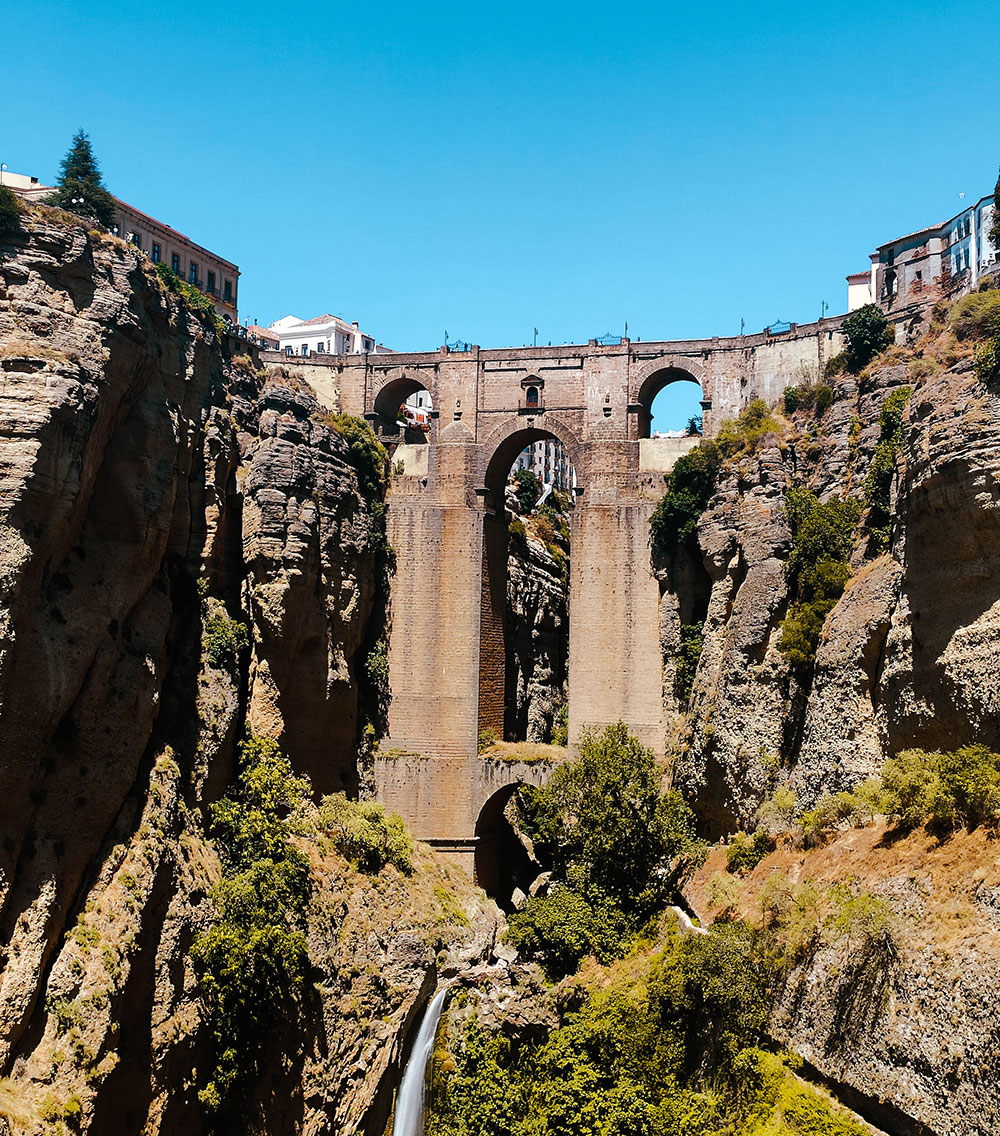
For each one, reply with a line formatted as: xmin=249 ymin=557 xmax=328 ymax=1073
xmin=262 ymin=318 xmax=845 ymax=875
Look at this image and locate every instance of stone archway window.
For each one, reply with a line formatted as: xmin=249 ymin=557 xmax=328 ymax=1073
xmin=526 ymin=386 xmax=539 ymax=407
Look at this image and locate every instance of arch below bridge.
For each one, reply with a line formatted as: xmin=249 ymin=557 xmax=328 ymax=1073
xmin=473 ymin=782 xmax=534 ymax=904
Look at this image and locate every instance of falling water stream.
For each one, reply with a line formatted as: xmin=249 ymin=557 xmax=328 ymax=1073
xmin=392 ymin=986 xmax=450 ymax=1136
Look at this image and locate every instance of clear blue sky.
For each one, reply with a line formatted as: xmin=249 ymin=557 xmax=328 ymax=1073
xmin=3 ymin=0 xmax=998 ymax=367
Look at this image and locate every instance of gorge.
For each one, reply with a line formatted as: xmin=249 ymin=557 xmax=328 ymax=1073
xmin=1 ymin=196 xmax=1000 ymax=1135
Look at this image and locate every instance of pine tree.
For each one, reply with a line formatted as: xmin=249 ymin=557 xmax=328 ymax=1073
xmin=51 ymin=130 xmax=116 ymax=227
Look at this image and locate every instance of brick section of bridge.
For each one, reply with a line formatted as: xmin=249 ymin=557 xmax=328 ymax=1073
xmin=261 ymin=319 xmax=847 ymax=853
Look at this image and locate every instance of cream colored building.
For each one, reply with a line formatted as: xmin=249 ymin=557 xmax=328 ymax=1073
xmin=4 ymin=169 xmax=240 ymax=321
xmin=269 ymin=313 xmax=381 ymax=356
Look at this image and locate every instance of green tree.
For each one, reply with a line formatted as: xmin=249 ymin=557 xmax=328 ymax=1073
xmin=842 ymin=304 xmax=892 ymax=374
xmin=0 ymin=185 xmax=22 ymax=235
xmin=508 ymin=723 xmax=702 ymax=975
xmin=513 ymin=468 xmax=541 ymax=514
xmin=50 ymin=130 xmax=116 ymax=227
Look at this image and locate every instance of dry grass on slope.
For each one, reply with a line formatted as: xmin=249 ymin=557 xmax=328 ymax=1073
xmin=686 ymin=820 xmax=1000 ymax=957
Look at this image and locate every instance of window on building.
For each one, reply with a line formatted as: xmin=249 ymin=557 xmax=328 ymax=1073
xmin=171 ymin=253 xmax=180 ymax=273
xmin=317 ymin=342 xmax=325 ymax=353
xmin=285 ymin=346 xmax=293 ymax=357
xmin=130 ymin=232 xmax=141 ymax=248
xmin=207 ymin=271 xmax=216 ymax=295
xmin=965 ymin=249 xmax=970 ymax=270
xmin=151 ymin=242 xmax=160 ymax=263
xmin=363 ymin=339 xmax=373 ymax=351
xmin=189 ymin=261 xmax=198 ymax=284
xmin=301 ymin=344 xmax=308 ymax=356
xmin=526 ymin=386 xmax=539 ymax=407
xmin=223 ymin=279 xmax=233 ymax=302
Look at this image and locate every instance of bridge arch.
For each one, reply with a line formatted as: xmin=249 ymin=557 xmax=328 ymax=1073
xmin=371 ymin=373 xmax=436 ymax=442
xmin=479 ymin=416 xmax=586 ymax=507
xmin=635 ymin=364 xmax=705 ymax=439
xmin=473 ymin=782 xmax=535 ymax=904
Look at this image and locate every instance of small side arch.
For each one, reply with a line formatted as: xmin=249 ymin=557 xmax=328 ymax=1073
xmin=371 ymin=373 xmax=436 ymax=441
xmin=635 ymin=364 xmax=704 ymax=439
xmin=474 ymin=783 xmax=534 ymax=906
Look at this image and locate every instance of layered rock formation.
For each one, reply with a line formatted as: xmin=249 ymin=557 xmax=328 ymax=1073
xmin=670 ymin=354 xmax=1000 ymax=833
xmin=0 ymin=211 xmax=493 ymax=1134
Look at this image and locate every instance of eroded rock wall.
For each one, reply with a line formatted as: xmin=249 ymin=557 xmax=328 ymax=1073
xmin=505 ymin=518 xmax=568 ymax=743
xmin=671 ymin=356 xmax=1000 ymax=833
xmin=0 ymin=212 xmax=482 ymax=1134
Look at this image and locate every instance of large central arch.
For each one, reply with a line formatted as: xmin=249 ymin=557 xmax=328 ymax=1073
xmin=477 ymin=423 xmax=579 ymax=744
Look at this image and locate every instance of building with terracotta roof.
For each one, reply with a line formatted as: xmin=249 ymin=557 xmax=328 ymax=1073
xmin=113 ymin=198 xmax=239 ymax=322
xmin=3 ymin=169 xmax=240 ymax=322
xmin=268 ymin=313 xmax=384 ymax=356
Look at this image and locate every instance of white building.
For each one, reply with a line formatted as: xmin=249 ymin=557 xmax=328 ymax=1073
xmin=514 ymin=439 xmax=575 ymax=492
xmin=848 ymin=190 xmax=998 ymax=312
xmin=269 ymin=313 xmax=383 ymax=357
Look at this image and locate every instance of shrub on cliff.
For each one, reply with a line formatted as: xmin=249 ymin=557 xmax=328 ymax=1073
xmin=843 ymin=304 xmax=892 ymax=373
xmin=326 ymin=413 xmax=389 ymax=502
xmin=512 ymin=468 xmax=541 ymax=513
xmin=0 ymin=185 xmax=22 ymax=235
xmin=715 ymin=397 xmax=782 ymax=456
xmin=49 ymin=130 xmax=116 ymax=228
xmin=202 ymin=604 xmax=250 ymax=671
xmin=948 ymin=290 xmax=1000 ymax=340
xmin=649 ymin=442 xmax=722 ymax=556
xmin=154 ymin=262 xmax=224 ymax=335
xmin=191 ymin=736 xmax=312 ymax=1122
xmin=863 ymin=386 xmax=911 ymax=551
xmin=318 ymin=793 xmax=413 ymax=873
xmin=725 ymin=829 xmax=773 ymax=874
xmin=783 ymin=382 xmax=834 ymax=416
xmin=672 ymin=622 xmax=703 ymax=704
xmin=881 ymin=745 xmax=1000 ymax=834
xmin=778 ymin=489 xmax=861 ymax=673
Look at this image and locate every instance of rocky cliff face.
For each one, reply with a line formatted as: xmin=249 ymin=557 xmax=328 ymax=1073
xmin=685 ymin=824 xmax=1000 ymax=1136
xmin=671 ymin=353 xmax=1000 ymax=833
xmin=504 ymin=506 xmax=569 ymax=743
xmin=0 ymin=211 xmax=494 ymax=1134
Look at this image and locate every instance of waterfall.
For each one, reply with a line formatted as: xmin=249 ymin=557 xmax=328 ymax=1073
xmin=392 ymin=986 xmax=450 ymax=1136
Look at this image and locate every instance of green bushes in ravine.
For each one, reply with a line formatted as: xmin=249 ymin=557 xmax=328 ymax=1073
xmin=190 ymin=735 xmax=414 ymax=1127
xmin=428 ymin=919 xmax=868 ymax=1136
xmin=506 ymin=722 xmax=704 ymax=978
